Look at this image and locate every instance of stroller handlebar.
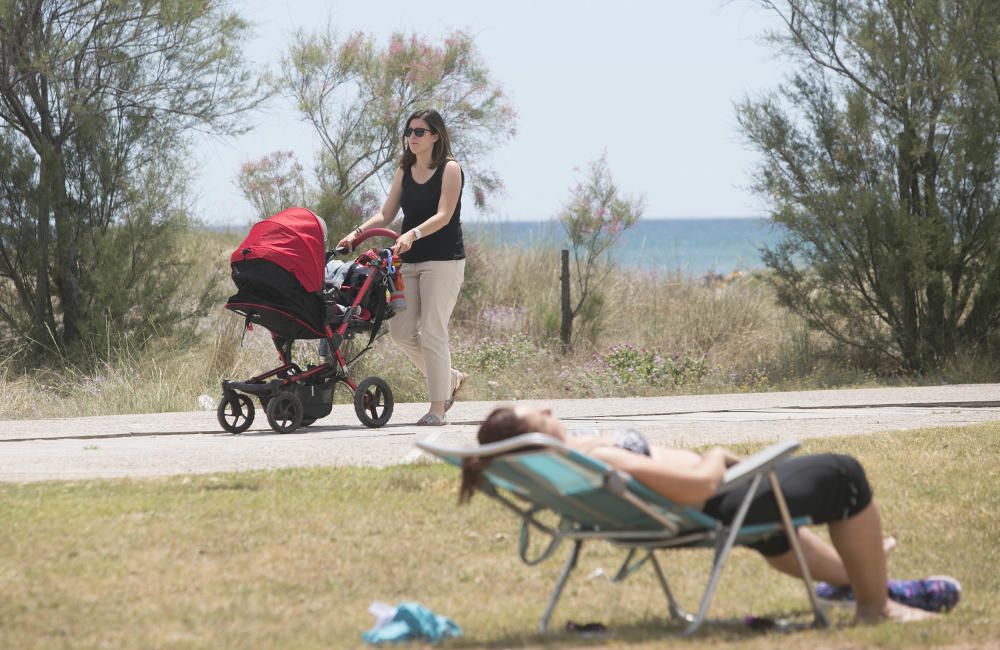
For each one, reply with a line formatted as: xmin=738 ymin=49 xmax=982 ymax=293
xmin=332 ymin=227 xmax=400 ymax=258
xmin=355 ymin=227 xmax=400 ymax=243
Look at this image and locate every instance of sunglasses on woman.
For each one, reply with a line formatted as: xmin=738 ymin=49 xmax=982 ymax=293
xmin=404 ymin=127 xmax=435 ymax=137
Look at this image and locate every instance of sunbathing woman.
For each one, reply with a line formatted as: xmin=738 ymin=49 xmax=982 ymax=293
xmin=459 ymin=405 xmax=960 ymax=624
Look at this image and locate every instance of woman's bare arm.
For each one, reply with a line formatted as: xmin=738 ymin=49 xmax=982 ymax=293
xmin=590 ymin=446 xmax=733 ymax=505
xmin=336 ymin=169 xmax=404 ymax=249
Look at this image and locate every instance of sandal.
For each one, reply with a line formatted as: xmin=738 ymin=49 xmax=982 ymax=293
xmin=444 ymin=371 xmax=468 ymax=413
xmin=417 ymin=413 xmax=447 ymax=426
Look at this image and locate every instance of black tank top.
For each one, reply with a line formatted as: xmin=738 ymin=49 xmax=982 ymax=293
xmin=399 ymin=161 xmax=465 ymax=263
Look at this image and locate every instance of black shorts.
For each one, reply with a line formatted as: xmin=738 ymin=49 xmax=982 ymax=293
xmin=701 ymin=453 xmax=873 ymax=557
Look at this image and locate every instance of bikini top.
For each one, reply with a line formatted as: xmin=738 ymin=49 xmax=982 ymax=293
xmin=568 ymin=427 xmax=652 ymax=457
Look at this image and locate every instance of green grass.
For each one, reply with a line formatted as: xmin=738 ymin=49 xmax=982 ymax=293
xmin=2 ymin=425 xmax=998 ymax=649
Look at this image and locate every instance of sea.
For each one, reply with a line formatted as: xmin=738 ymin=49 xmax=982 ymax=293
xmin=464 ymin=217 xmax=786 ymax=277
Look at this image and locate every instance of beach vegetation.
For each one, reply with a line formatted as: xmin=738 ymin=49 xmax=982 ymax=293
xmin=556 ymin=152 xmax=644 ymax=351
xmin=0 ymin=0 xmax=267 ymax=363
xmin=3 ymin=226 xmax=978 ymax=421
xmin=740 ymin=0 xmax=1000 ymax=374
xmin=247 ymin=29 xmax=517 ymax=233
xmin=236 ymin=150 xmax=310 ymax=223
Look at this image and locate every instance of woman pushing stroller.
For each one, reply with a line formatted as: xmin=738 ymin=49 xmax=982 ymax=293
xmin=337 ymin=109 xmax=467 ymax=426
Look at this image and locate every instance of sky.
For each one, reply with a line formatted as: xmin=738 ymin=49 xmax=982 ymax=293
xmin=192 ymin=1 xmax=790 ymax=225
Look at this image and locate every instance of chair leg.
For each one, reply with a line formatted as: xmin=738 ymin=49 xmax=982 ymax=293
xmin=683 ymin=473 xmax=763 ymax=636
xmin=648 ymin=551 xmax=694 ymax=623
xmin=682 ymin=524 xmax=744 ymax=635
xmin=767 ymin=471 xmax=831 ymax=628
xmin=613 ymin=548 xmax=655 ymax=582
xmin=539 ymin=540 xmax=582 ymax=633
xmin=612 ymin=548 xmax=639 ymax=581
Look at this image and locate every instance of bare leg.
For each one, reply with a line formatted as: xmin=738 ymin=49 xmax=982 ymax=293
xmin=765 ymin=505 xmax=932 ymax=623
xmin=428 ymin=400 xmax=447 ymax=418
xmin=766 ymin=531 xmax=898 ymax=585
xmin=827 ymin=501 xmax=934 ymax=623
xmin=765 ymin=528 xmax=850 ymax=584
xmin=427 ymin=371 xmax=462 ymax=418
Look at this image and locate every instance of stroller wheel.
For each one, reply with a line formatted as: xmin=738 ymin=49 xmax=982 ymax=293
xmin=217 ymin=393 xmax=255 ymax=434
xmin=300 ymin=418 xmax=317 ymax=427
xmin=354 ymin=376 xmax=394 ymax=428
xmin=266 ymin=391 xmax=304 ymax=434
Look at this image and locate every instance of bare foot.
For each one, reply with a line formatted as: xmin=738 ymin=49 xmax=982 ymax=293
xmin=855 ymin=599 xmax=937 ymax=624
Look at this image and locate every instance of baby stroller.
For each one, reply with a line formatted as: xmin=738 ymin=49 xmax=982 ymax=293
xmin=217 ymin=207 xmax=403 ymax=434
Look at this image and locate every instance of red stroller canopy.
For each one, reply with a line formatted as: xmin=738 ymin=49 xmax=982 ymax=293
xmin=231 ymin=207 xmax=327 ymax=293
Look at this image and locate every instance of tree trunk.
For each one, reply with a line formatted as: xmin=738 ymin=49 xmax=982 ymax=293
xmin=896 ymin=127 xmax=923 ymax=372
xmin=51 ymin=150 xmax=82 ymax=345
xmin=920 ymin=144 xmax=949 ymax=365
xmin=32 ymin=151 xmax=54 ymax=348
xmin=899 ymin=275 xmax=921 ymax=372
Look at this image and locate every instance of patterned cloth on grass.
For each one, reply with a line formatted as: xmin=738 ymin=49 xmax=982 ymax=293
xmin=816 ymin=576 xmax=961 ymax=612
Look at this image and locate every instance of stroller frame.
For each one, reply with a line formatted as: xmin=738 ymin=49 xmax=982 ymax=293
xmin=218 ymin=225 xmax=401 ymax=434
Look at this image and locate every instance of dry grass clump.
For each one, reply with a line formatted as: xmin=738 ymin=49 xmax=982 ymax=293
xmin=0 ymin=228 xmax=975 ymax=420
xmin=0 ymin=314 xmax=274 ymax=420
xmin=452 ymin=240 xmax=874 ymax=398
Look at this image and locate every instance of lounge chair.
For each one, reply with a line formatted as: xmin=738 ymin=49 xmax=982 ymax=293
xmin=416 ymin=434 xmax=830 ymax=635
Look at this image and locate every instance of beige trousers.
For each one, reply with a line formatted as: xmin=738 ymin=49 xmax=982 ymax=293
xmin=388 ymin=259 xmax=466 ymax=402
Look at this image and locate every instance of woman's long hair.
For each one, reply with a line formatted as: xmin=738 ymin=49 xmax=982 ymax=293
xmin=459 ymin=407 xmax=532 ymax=503
xmin=398 ymin=108 xmax=454 ymax=169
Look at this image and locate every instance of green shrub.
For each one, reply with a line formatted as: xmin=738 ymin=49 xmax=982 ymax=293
xmin=591 ymin=344 xmax=708 ymax=389
xmin=455 ymin=334 xmax=538 ymax=374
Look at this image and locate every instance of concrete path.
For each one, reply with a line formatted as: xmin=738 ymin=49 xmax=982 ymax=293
xmin=2 ymin=384 xmax=999 ymax=482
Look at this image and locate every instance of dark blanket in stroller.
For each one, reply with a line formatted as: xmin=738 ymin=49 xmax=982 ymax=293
xmin=229 ymin=257 xmax=328 ymax=339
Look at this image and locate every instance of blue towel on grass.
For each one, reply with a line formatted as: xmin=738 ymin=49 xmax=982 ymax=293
xmin=362 ymin=602 xmax=462 ymax=645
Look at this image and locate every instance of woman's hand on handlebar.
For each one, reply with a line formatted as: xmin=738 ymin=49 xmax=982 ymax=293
xmin=391 ymin=229 xmax=418 ymax=255
xmin=336 ymin=233 xmax=357 ymax=252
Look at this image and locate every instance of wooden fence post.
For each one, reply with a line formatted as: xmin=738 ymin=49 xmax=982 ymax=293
xmin=560 ymin=249 xmax=571 ymax=353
